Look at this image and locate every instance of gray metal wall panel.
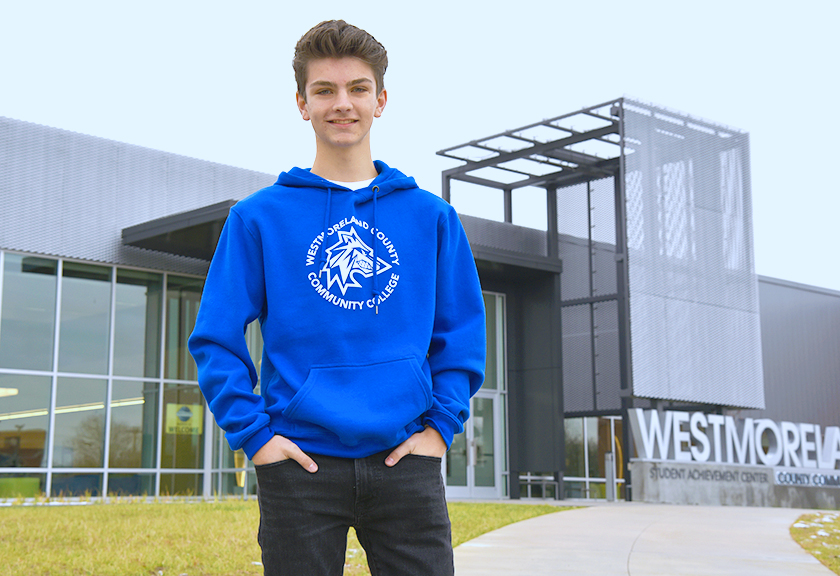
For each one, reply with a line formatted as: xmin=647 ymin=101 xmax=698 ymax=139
xmin=459 ymin=214 xmax=548 ymax=257
xmin=738 ymin=277 xmax=840 ymax=428
xmin=514 ymin=276 xmax=563 ymax=471
xmin=623 ymin=100 xmax=764 ymax=409
xmin=481 ymin=270 xmax=564 ymax=473
xmin=562 ymin=303 xmax=593 ymax=412
xmin=0 ymin=117 xmax=274 ymax=274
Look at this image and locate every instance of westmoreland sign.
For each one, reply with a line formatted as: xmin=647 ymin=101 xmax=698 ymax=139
xmin=628 ymin=409 xmax=840 ymax=469
xmin=627 ymin=409 xmax=840 ymax=508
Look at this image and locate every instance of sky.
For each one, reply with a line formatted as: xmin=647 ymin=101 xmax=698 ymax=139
xmin=2 ymin=0 xmax=838 ymax=291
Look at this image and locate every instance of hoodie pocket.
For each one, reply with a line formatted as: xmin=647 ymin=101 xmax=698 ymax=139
xmin=282 ymin=357 xmax=432 ymax=447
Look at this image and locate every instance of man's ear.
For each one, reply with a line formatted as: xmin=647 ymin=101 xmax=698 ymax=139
xmin=374 ymin=89 xmax=387 ymax=118
xmin=296 ymin=92 xmax=310 ymax=121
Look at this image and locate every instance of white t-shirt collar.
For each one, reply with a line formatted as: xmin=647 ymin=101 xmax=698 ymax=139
xmin=325 ymin=177 xmax=375 ymax=190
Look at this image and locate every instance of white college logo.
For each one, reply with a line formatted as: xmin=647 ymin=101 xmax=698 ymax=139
xmin=321 ymin=227 xmax=392 ymax=295
xmin=305 ymin=216 xmax=400 ymax=311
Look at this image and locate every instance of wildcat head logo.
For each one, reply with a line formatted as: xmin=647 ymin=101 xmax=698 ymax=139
xmin=305 ymin=218 xmax=401 ymax=311
xmin=321 ymin=227 xmax=392 ymax=295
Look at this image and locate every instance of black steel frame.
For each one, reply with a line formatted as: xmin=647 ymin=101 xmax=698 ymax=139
xmin=438 ymin=98 xmax=635 ymax=499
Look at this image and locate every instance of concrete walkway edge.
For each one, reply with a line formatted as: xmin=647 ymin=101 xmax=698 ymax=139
xmin=453 ymin=501 xmax=834 ymax=575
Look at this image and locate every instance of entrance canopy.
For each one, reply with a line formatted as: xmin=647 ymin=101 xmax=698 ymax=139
xmin=121 ymin=199 xmax=236 ymax=261
xmin=437 ymin=99 xmax=621 ymax=206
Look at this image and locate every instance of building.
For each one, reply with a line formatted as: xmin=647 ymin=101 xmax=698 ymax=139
xmin=1 ymin=99 xmax=838 ymax=503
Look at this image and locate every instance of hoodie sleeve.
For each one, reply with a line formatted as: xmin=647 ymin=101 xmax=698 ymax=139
xmin=187 ymin=209 xmax=275 ymax=459
xmin=423 ymin=206 xmax=486 ymax=448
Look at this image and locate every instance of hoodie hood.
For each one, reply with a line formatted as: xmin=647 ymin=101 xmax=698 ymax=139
xmin=274 ymin=160 xmax=418 ymax=200
xmin=273 ymin=160 xmax=418 ymax=311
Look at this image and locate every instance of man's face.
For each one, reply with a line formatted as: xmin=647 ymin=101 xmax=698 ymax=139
xmin=296 ymin=57 xmax=387 ymax=153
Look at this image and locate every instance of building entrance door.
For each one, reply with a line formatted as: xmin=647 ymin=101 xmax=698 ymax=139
xmin=444 ymin=292 xmax=507 ymax=498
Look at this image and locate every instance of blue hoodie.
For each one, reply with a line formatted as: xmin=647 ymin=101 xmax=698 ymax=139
xmin=188 ymin=161 xmax=486 ymax=460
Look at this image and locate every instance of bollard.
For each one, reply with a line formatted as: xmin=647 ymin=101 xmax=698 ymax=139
xmin=605 ymin=452 xmax=616 ymax=502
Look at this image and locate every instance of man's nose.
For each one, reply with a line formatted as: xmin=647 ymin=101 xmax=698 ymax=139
xmin=333 ymin=90 xmax=352 ymax=111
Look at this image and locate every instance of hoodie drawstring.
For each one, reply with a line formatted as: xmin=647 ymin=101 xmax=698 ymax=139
xmin=318 ymin=184 xmax=382 ymax=315
xmin=371 ymin=185 xmax=381 ymax=314
xmin=319 ymin=187 xmax=332 ymax=277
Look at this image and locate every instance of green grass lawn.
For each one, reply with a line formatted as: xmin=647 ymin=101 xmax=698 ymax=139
xmin=791 ymin=511 xmax=840 ymax=575
xmin=0 ymin=499 xmax=567 ymax=575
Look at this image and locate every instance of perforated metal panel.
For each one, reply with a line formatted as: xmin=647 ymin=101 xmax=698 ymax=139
xmin=593 ymin=300 xmax=621 ymax=410
xmin=557 ymin=175 xmax=621 ymax=413
xmin=590 ymin=178 xmax=618 ymax=298
xmin=562 ymin=299 xmax=622 ymax=414
xmin=622 ymin=99 xmax=764 ymax=409
xmin=557 ymin=182 xmax=591 ymax=301
xmin=556 ymin=177 xmax=619 ymax=301
xmin=0 ymin=117 xmax=274 ymax=274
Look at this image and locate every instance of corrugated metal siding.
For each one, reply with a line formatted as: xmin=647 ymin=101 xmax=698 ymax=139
xmin=0 ymin=116 xmax=275 ymax=274
xmin=737 ymin=277 xmax=840 ymax=427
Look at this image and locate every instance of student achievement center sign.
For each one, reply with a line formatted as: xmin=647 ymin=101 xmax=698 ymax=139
xmin=628 ymin=409 xmax=840 ymax=508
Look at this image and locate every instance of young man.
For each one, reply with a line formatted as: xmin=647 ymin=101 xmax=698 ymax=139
xmin=188 ymin=20 xmax=485 ymax=575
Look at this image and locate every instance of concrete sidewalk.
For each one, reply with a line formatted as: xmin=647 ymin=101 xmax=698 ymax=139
xmin=454 ymin=501 xmax=833 ymax=575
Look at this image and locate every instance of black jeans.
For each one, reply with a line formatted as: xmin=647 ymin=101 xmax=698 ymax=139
xmin=254 ymin=449 xmax=454 ymax=576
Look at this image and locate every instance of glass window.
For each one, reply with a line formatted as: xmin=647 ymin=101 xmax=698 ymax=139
xmin=219 ymin=435 xmax=247 ymax=471
xmin=586 ymin=416 xmax=600 ymax=478
xmin=500 ymin=394 xmax=508 ymax=489
xmin=590 ymin=417 xmax=618 ymax=480
xmin=0 ymin=374 xmax=51 ymax=467
xmin=0 ymin=255 xmax=57 ymax=371
xmin=58 ymin=262 xmax=112 ymax=375
xmin=564 ymin=418 xmax=585 ymax=477
xmin=114 ymin=270 xmax=163 ymax=378
xmin=161 ymin=383 xmax=204 ymax=469
xmin=219 ymin=472 xmax=246 ymax=496
xmin=483 ymin=293 xmax=498 ymax=390
xmin=107 ymin=473 xmax=154 ymax=496
xmin=51 ymin=472 xmax=102 ymax=497
xmin=109 ymin=381 xmax=159 ymax=468
xmin=563 ymin=480 xmax=585 ymax=499
xmin=246 ymin=469 xmax=258 ymax=495
xmin=0 ymin=473 xmax=45 ymax=497
xmin=473 ymin=397 xmax=495 ymax=487
xmin=212 ymin=419 xmax=221 ymax=470
xmin=588 ymin=481 xmax=606 ymax=499
xmin=160 ymin=472 xmax=202 ymax=496
xmin=245 ymin=319 xmax=264 ymax=389
xmin=613 ymin=418 xmax=624 ymax=480
xmin=52 ymin=377 xmax=107 ymax=467
xmin=165 ymin=276 xmax=203 ymax=381
xmin=446 ymin=432 xmax=468 ymax=487
xmin=218 ymin=432 xmax=234 ymax=468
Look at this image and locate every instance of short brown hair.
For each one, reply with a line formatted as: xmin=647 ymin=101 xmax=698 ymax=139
xmin=293 ymin=20 xmax=388 ymax=101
